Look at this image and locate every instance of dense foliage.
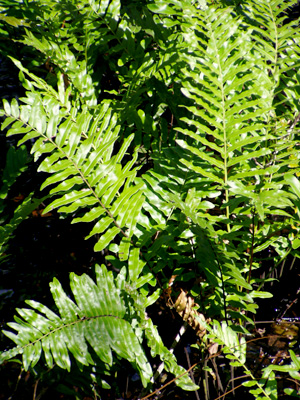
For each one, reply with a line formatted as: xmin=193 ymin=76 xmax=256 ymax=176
xmin=1 ymin=0 xmax=300 ymax=398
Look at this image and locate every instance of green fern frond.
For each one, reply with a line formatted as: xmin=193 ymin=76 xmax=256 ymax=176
xmin=2 ymin=1 xmax=300 ymax=396
xmin=205 ymin=319 xmax=279 ymax=399
xmin=0 ymin=264 xmax=152 ymax=384
xmin=0 ymin=260 xmax=199 ymax=390
xmin=176 ymin=6 xmax=273 ymax=185
xmin=241 ymin=0 xmax=300 ymax=119
xmin=148 ymin=1 xmax=299 ymax=225
xmin=1 ymin=62 xmax=146 ymax=257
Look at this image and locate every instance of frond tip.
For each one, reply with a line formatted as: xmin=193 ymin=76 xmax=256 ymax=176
xmin=0 ymin=264 xmax=152 ymax=387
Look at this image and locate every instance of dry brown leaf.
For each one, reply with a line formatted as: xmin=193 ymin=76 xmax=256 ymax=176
xmin=173 ymin=289 xmax=208 ymax=338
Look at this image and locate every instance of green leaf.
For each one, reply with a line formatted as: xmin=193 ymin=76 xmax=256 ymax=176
xmin=94 ymin=226 xmax=121 ymax=252
xmin=148 ymin=3 xmax=182 ymax=15
xmin=128 ymin=247 xmax=145 ymax=282
xmin=285 ymin=174 xmax=300 ymax=199
xmin=43 ymin=190 xmax=92 ymax=213
xmin=1 ymin=116 xmax=15 ymax=130
xmin=243 ymin=380 xmax=258 ymax=387
xmin=250 ymin=291 xmax=273 ymax=299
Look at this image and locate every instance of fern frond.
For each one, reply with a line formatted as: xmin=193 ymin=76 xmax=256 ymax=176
xmin=206 ymin=319 xmax=279 ymax=399
xmin=20 ymin=31 xmax=97 ymax=106
xmin=1 ymin=259 xmax=199 ymax=390
xmin=148 ymin=2 xmax=300 ymax=226
xmin=242 ymin=0 xmax=300 ymax=118
xmin=0 ymin=264 xmax=153 ymax=385
xmin=1 ymin=61 xmax=146 ymax=257
xmin=144 ymin=319 xmax=199 ymax=391
xmin=176 ymin=6 xmax=273 ymax=188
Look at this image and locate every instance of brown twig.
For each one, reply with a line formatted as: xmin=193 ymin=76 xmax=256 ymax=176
xmin=184 ymin=347 xmax=200 ymax=400
xmin=213 ymin=382 xmax=247 ymax=400
xmin=139 ymin=362 xmax=199 ymax=400
xmin=288 ymin=110 xmax=300 ymax=137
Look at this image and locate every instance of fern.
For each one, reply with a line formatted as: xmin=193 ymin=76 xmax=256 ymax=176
xmin=146 ymin=0 xmax=300 ymax=325
xmin=0 ymin=264 xmax=151 ymax=382
xmin=1 ymin=58 xmax=148 ymax=260
xmin=0 ymin=260 xmax=198 ymax=390
xmin=207 ymin=321 xmax=300 ymax=398
xmin=205 ymin=319 xmax=280 ymax=400
xmin=1 ymin=0 xmax=300 ymax=397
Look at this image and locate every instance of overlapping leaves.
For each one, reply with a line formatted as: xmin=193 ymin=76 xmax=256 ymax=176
xmin=0 ymin=60 xmax=146 ymax=259
xmin=151 ymin=3 xmax=300 ymax=216
xmin=0 ymin=264 xmax=153 ymax=384
xmin=146 ymin=0 xmax=300 ymax=325
xmin=0 ymin=260 xmax=198 ymax=390
xmin=1 ymin=0 xmax=300 ymax=396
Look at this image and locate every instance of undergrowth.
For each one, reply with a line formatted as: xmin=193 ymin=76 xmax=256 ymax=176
xmin=0 ymin=0 xmax=300 ymax=398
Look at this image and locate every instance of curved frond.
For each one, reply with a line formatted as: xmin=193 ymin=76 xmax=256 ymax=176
xmin=0 ymin=259 xmax=198 ymax=390
xmin=1 ymin=61 xmax=145 ymax=258
xmin=0 ymin=264 xmax=152 ymax=385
